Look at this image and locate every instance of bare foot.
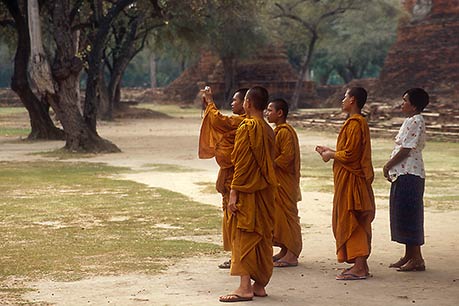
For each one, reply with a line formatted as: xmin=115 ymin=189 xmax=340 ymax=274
xmin=273 ymin=248 xmax=287 ymax=262
xmin=252 ymin=282 xmax=267 ymax=297
xmin=275 ymin=250 xmax=298 ymax=267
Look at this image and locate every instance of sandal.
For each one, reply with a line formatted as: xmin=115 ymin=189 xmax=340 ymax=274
xmin=397 ymin=259 xmax=426 ymax=272
xmin=219 ymin=293 xmax=253 ymax=302
xmin=389 ymin=257 xmax=409 ymax=268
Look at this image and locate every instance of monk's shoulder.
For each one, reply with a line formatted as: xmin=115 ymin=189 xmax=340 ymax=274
xmin=344 ymin=115 xmax=366 ymax=130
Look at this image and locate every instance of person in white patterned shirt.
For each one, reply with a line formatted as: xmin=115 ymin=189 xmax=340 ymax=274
xmin=383 ymin=88 xmax=429 ymax=272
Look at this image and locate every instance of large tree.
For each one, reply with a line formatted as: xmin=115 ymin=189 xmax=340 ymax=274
xmin=312 ymin=0 xmax=400 ymax=84
xmin=271 ymin=0 xmax=361 ymax=109
xmin=0 ymin=0 xmax=64 ymax=140
xmin=42 ymin=0 xmax=124 ymax=152
xmin=101 ymin=1 xmax=178 ymax=119
xmin=1 ymin=0 xmax=212 ymax=152
xmin=82 ymin=0 xmax=136 ymax=134
xmin=202 ymin=0 xmax=267 ymax=101
xmin=90 ymin=0 xmax=206 ymax=120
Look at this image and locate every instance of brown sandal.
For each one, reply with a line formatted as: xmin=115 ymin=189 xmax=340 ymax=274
xmin=389 ymin=257 xmax=409 ymax=268
xmin=397 ymin=259 xmax=426 ymax=272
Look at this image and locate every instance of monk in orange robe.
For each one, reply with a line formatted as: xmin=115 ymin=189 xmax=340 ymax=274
xmin=198 ymin=86 xmax=248 ymax=269
xmin=266 ymin=98 xmax=302 ymax=267
xmin=219 ymin=86 xmax=276 ymax=302
xmin=316 ymin=87 xmax=375 ymax=280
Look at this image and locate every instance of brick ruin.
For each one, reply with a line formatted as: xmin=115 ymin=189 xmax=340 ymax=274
xmin=163 ymin=46 xmax=318 ymax=107
xmin=314 ymin=0 xmax=459 ymax=141
xmin=162 ymin=51 xmax=220 ymax=104
xmin=376 ymin=0 xmax=459 ymax=104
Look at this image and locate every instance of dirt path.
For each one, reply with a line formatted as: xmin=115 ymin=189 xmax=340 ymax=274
xmin=2 ymin=116 xmax=459 ymax=305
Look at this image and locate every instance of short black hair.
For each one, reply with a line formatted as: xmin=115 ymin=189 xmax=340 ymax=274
xmin=234 ymin=88 xmax=249 ymax=100
xmin=403 ymin=88 xmax=429 ymax=112
xmin=269 ymin=98 xmax=289 ymax=118
xmin=348 ymin=87 xmax=368 ymax=109
xmin=246 ymin=86 xmax=269 ymax=111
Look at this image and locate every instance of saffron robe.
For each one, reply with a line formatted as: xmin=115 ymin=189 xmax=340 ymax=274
xmin=198 ymin=102 xmax=245 ymax=251
xmin=272 ymin=123 xmax=303 ymax=257
xmin=332 ymin=114 xmax=375 ymax=263
xmin=229 ymin=117 xmax=277 ymax=286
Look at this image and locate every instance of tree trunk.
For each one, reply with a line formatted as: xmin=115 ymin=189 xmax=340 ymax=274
xmin=113 ymin=83 xmax=121 ymax=110
xmin=318 ymin=68 xmax=334 ymax=85
xmin=150 ymin=52 xmax=157 ymax=89
xmin=84 ymin=0 xmax=135 ymax=130
xmin=108 ymin=53 xmax=135 ymax=116
xmin=27 ymin=0 xmax=55 ymax=95
xmin=107 ymin=16 xmax=140 ymax=115
xmin=51 ymin=0 xmax=120 ymax=153
xmin=291 ymin=32 xmax=317 ymax=110
xmin=98 ymin=67 xmax=111 ymax=120
xmin=336 ymin=66 xmax=353 ymax=83
xmin=3 ymin=0 xmax=64 ymax=140
xmin=108 ymin=52 xmax=137 ymax=114
xmin=221 ymin=56 xmax=236 ymax=108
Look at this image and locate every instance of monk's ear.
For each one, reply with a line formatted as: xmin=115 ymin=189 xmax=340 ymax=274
xmin=350 ymin=96 xmax=356 ymax=105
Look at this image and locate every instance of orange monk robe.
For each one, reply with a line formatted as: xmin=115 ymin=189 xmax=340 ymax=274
xmin=229 ymin=117 xmax=277 ymax=287
xmin=198 ymin=102 xmax=245 ymax=251
xmin=272 ymin=123 xmax=302 ymax=258
xmin=332 ymin=114 xmax=375 ymax=263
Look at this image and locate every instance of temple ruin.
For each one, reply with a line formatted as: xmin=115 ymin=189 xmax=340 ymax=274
xmin=376 ymin=0 xmax=459 ymax=104
xmin=163 ymin=46 xmax=318 ymax=107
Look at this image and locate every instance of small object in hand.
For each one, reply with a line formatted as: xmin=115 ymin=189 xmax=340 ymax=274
xmin=204 ymin=86 xmax=210 ymax=91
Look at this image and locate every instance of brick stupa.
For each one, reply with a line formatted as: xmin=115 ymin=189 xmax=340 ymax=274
xmin=377 ymin=0 xmax=459 ymax=103
xmin=164 ymin=46 xmax=317 ymax=107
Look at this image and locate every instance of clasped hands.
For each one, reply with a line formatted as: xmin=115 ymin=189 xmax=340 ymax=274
xmin=315 ymin=145 xmax=332 ymax=162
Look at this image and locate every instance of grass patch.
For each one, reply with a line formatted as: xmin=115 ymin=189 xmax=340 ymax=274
xmin=300 ymin=154 xmax=334 ymax=193
xmin=0 ymin=107 xmax=27 ymax=115
xmin=195 ymin=181 xmax=217 ymax=194
xmin=0 ymin=127 xmax=30 ymax=137
xmin=34 ymin=148 xmax=97 ymax=160
xmin=0 ymin=107 xmax=31 ymax=137
xmin=143 ymin=163 xmax=202 ymax=172
xmin=299 ymin=131 xmax=459 ymax=210
xmin=0 ymin=161 xmax=221 ymax=290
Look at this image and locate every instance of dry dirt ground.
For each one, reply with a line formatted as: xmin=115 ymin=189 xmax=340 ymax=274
xmin=1 ymin=115 xmax=459 ymax=306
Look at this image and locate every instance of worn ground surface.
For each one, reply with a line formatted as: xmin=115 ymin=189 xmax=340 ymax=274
xmin=1 ymin=113 xmax=458 ymax=306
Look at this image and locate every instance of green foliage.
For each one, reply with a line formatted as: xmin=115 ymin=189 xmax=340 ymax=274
xmin=202 ymin=0 xmax=268 ymax=59
xmin=111 ymin=0 xmax=206 ymax=87
xmin=312 ymin=0 xmax=401 ymax=83
xmin=0 ymin=0 xmax=402 ymax=89
xmin=121 ymin=47 xmax=198 ymax=87
xmin=267 ymin=0 xmax=401 ymax=85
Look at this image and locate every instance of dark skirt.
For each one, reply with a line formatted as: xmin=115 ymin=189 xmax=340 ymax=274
xmin=390 ymin=174 xmax=425 ymax=245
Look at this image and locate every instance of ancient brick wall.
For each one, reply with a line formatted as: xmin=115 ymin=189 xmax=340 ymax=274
xmin=164 ymin=46 xmax=318 ymax=107
xmin=377 ymin=0 xmax=459 ymax=104
xmin=163 ymin=51 xmax=219 ymax=103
